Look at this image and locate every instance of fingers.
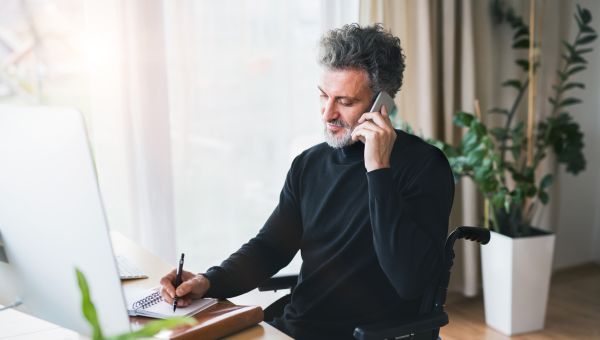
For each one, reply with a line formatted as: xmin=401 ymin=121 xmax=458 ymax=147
xmin=177 ymin=298 xmax=192 ymax=307
xmin=358 ymin=110 xmax=393 ymax=129
xmin=161 ymin=286 xmax=174 ymax=303
xmin=159 ymin=269 xmax=177 ymax=298
xmin=381 ymin=105 xmax=388 ymax=117
xmin=175 ymin=279 xmax=195 ymax=297
xmin=159 ymin=287 xmax=191 ymax=306
xmin=159 ymin=271 xmax=210 ymax=308
xmin=351 ymin=122 xmax=382 ymax=142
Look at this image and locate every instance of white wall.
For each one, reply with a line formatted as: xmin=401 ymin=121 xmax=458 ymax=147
xmin=554 ymin=0 xmax=600 ymax=269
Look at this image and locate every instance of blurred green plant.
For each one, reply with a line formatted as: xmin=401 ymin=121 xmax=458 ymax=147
xmin=76 ymin=268 xmax=196 ymax=340
xmin=428 ymin=4 xmax=596 ymax=237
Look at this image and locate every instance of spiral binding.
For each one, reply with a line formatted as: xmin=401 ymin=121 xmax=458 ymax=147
xmin=132 ymin=289 xmax=163 ymax=310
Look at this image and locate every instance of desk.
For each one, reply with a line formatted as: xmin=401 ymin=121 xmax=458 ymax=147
xmin=0 ymin=232 xmax=291 ymax=340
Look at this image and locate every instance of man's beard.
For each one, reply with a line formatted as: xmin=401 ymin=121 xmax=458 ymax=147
xmin=324 ymin=119 xmax=355 ymax=148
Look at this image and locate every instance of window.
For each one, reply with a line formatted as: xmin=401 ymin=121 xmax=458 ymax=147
xmin=1 ymin=0 xmax=359 ymax=275
xmin=165 ymin=0 xmax=325 ymax=272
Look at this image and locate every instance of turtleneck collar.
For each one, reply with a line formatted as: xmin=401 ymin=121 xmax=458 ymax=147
xmin=336 ymin=140 xmax=365 ymax=162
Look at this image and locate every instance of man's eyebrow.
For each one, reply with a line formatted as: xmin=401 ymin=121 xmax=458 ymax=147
xmin=317 ymin=86 xmax=358 ymax=101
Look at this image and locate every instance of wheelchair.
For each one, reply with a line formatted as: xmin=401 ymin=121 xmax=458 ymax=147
xmin=258 ymin=226 xmax=490 ymax=340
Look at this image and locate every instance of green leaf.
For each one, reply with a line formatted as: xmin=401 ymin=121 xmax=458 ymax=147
xmin=492 ymin=188 xmax=508 ymax=209
xmin=579 ymin=6 xmax=592 ymax=25
xmin=490 ymin=127 xmax=508 ymax=140
xmin=577 ymin=34 xmax=597 ymax=45
xmin=110 ymin=318 xmax=197 ymax=340
xmin=569 ymin=53 xmax=587 ymax=64
xmin=513 ymin=26 xmax=529 ymax=40
xmin=540 ymin=174 xmax=553 ymax=190
xmin=562 ymin=41 xmax=576 ymax=55
xmin=466 ymin=148 xmax=486 ymax=166
xmin=576 ymin=48 xmax=594 ymax=55
xmin=504 ymin=197 xmax=511 ymax=212
xmin=76 ymin=269 xmax=104 ymax=340
xmin=453 ymin=111 xmax=474 ymax=128
xmin=502 ymin=79 xmax=522 ymax=90
xmin=471 ymin=120 xmax=487 ymax=137
xmin=512 ymin=121 xmax=525 ymax=134
xmin=525 ymin=184 xmax=537 ymax=197
xmin=481 ymin=135 xmax=494 ymax=149
xmin=461 ymin=130 xmax=478 ymax=151
xmin=580 ymin=26 xmax=596 ymax=34
xmin=558 ymin=97 xmax=582 ymax=107
xmin=557 ymin=70 xmax=568 ymax=81
xmin=488 ymin=108 xmax=509 ymax=115
xmin=515 ymin=59 xmax=529 ymax=71
xmin=481 ymin=175 xmax=499 ymax=193
xmin=567 ymin=65 xmax=586 ymax=77
xmin=538 ymin=191 xmax=549 ymax=204
xmin=513 ymin=39 xmax=530 ymax=49
xmin=545 ymin=113 xmax=586 ymax=174
xmin=561 ymin=82 xmax=586 ymax=91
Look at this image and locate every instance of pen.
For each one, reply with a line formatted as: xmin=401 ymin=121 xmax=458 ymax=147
xmin=173 ymin=253 xmax=185 ymax=312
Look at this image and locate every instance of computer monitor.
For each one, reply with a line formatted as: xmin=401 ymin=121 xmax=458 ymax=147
xmin=0 ymin=106 xmax=131 ymax=336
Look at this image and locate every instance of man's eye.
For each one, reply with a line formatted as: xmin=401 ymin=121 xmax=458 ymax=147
xmin=340 ymin=101 xmax=353 ymax=106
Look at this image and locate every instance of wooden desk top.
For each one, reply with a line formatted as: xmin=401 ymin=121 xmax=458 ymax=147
xmin=0 ymin=232 xmax=291 ymax=340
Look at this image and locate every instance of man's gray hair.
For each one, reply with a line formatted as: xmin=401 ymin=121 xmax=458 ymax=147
xmin=318 ymin=23 xmax=405 ymax=97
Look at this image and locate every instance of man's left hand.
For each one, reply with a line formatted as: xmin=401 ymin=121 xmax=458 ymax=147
xmin=351 ymin=105 xmax=396 ymax=172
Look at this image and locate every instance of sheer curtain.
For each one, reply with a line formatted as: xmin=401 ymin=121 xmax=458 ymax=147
xmin=85 ymin=0 xmax=176 ymax=262
xmin=163 ymin=0 xmax=359 ymax=272
xmin=84 ymin=0 xmax=360 ymax=273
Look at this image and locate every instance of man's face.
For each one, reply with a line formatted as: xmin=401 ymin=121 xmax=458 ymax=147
xmin=318 ymin=68 xmax=374 ymax=148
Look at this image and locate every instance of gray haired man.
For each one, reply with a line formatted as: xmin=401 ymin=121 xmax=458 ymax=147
xmin=160 ymin=24 xmax=454 ymax=340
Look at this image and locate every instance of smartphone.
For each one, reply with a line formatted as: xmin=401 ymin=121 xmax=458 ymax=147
xmin=370 ymin=91 xmax=396 ymax=115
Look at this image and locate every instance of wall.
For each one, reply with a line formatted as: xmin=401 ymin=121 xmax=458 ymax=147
xmin=553 ymin=0 xmax=600 ymax=269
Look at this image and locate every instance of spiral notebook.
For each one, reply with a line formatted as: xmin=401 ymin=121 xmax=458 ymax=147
xmin=126 ymin=287 xmax=218 ymax=319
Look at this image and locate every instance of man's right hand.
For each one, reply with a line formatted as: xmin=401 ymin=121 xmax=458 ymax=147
xmin=159 ymin=269 xmax=211 ymax=307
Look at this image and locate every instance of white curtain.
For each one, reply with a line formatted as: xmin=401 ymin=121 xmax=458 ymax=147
xmin=84 ymin=0 xmax=176 ymax=262
xmin=162 ymin=0 xmax=356 ymax=272
xmin=83 ymin=0 xmax=361 ymax=272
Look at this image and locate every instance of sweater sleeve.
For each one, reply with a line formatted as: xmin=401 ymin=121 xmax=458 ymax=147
xmin=366 ymin=148 xmax=454 ymax=300
xmin=201 ymin=157 xmax=303 ymax=298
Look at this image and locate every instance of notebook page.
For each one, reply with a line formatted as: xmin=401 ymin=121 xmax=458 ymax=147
xmin=127 ymin=287 xmax=217 ymax=319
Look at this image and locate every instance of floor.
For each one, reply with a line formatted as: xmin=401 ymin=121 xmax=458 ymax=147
xmin=440 ymin=263 xmax=600 ymax=340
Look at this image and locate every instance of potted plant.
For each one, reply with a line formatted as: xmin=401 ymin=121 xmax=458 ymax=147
xmin=428 ymin=3 xmax=596 ymax=335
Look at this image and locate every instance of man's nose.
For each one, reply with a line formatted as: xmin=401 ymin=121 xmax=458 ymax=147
xmin=322 ymin=99 xmax=338 ymax=122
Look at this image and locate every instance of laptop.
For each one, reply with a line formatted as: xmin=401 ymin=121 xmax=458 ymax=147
xmin=0 ymin=106 xmax=131 ymax=336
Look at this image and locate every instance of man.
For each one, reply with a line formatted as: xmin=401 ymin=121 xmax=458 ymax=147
xmin=160 ymin=24 xmax=454 ymax=339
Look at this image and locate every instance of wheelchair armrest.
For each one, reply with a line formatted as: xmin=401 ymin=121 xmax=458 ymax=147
xmin=258 ymin=274 xmax=298 ymax=292
xmin=452 ymin=226 xmax=490 ymax=244
xmin=353 ymin=311 xmax=448 ymax=340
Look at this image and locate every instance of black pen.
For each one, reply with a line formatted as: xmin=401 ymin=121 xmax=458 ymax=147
xmin=173 ymin=253 xmax=185 ymax=312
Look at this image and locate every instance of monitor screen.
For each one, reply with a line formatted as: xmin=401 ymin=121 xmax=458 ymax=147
xmin=0 ymin=106 xmax=131 ymax=336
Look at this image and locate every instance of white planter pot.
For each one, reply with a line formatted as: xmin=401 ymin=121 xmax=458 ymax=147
xmin=481 ymin=230 xmax=555 ymax=335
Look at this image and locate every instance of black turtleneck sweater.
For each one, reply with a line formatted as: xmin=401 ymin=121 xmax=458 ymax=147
xmin=202 ymin=130 xmax=454 ymax=339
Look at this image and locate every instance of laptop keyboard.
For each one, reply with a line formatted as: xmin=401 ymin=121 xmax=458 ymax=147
xmin=116 ymin=255 xmax=148 ymax=280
